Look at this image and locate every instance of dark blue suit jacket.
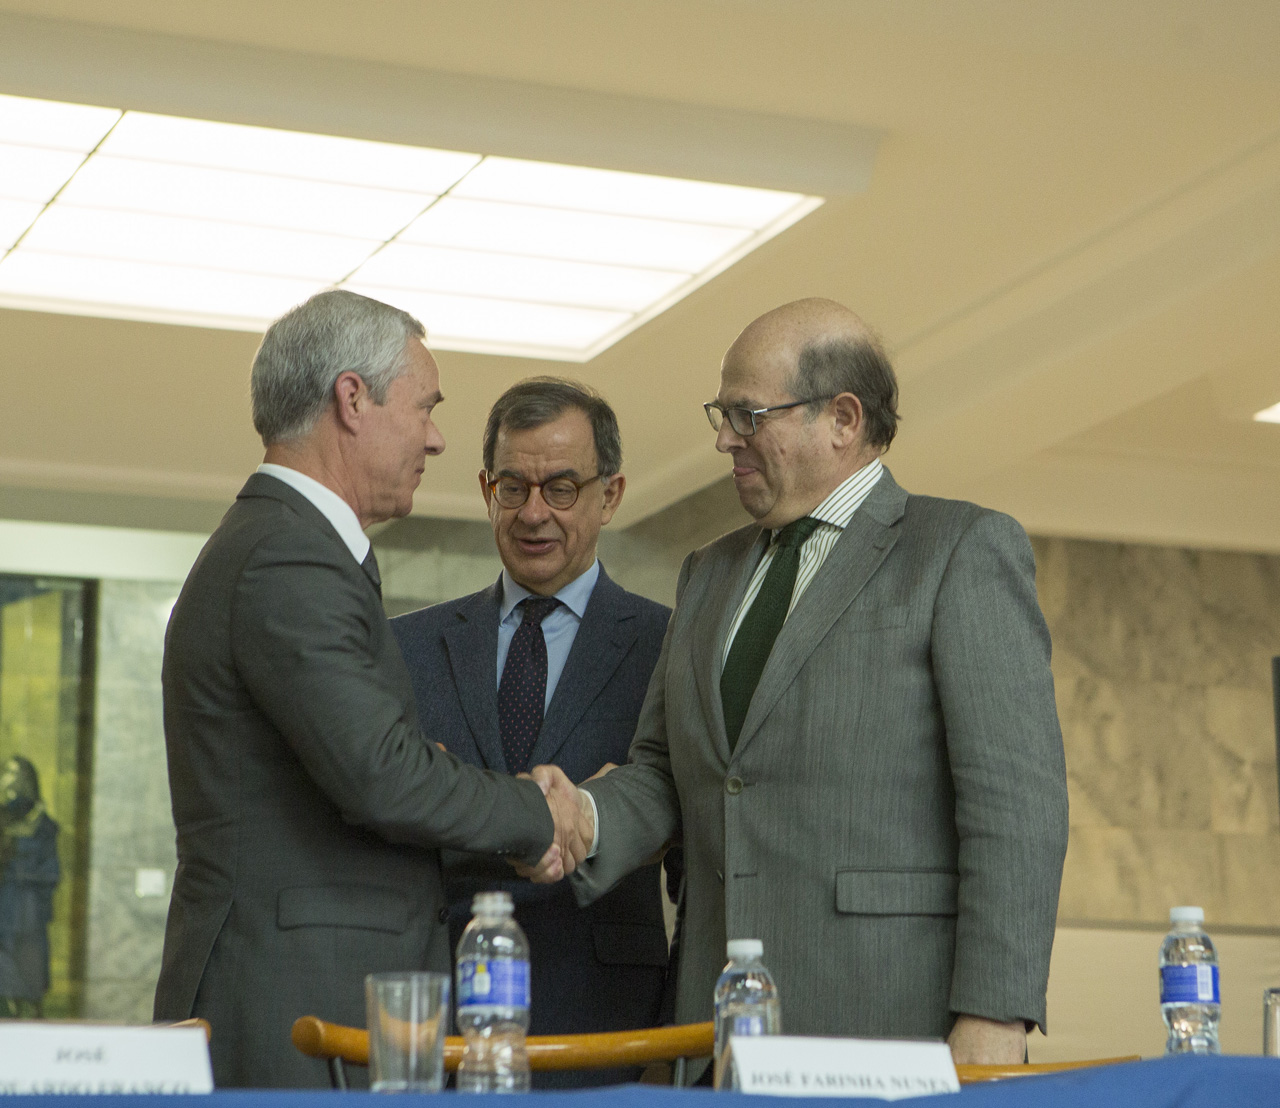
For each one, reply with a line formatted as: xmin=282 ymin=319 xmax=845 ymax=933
xmin=390 ymin=566 xmax=672 ymax=1087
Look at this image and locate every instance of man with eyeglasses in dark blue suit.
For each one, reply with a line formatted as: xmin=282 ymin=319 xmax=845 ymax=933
xmin=391 ymin=378 xmax=674 ymax=1087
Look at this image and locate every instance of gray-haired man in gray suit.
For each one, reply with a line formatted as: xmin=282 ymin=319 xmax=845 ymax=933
xmin=527 ymin=297 xmax=1068 ymax=1066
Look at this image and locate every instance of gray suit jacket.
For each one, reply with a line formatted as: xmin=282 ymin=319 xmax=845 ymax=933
xmin=390 ymin=568 xmax=671 ymax=1087
xmin=154 ymin=474 xmax=553 ymax=1088
xmin=574 ymin=468 xmax=1068 ymax=1041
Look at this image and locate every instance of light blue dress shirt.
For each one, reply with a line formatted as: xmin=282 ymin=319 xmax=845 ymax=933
xmin=496 ymin=560 xmax=601 ymax=712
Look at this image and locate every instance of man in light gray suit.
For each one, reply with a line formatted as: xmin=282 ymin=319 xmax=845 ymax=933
xmin=536 ymin=298 xmax=1068 ymax=1066
xmin=155 ymin=291 xmax=585 ymax=1087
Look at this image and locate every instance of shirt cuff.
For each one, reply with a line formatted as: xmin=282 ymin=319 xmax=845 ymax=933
xmin=582 ymin=787 xmax=601 ymax=859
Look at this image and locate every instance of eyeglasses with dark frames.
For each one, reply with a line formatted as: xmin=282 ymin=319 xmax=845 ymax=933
xmin=703 ymin=397 xmax=833 ymax=437
xmin=486 ymin=473 xmax=605 ymax=510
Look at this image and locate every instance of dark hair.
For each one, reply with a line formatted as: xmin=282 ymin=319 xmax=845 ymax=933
xmin=483 ymin=377 xmax=622 ymax=476
xmin=791 ymin=336 xmax=899 ymax=450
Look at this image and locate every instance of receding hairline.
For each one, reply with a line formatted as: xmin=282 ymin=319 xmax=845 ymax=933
xmin=726 ymin=298 xmax=875 ymax=368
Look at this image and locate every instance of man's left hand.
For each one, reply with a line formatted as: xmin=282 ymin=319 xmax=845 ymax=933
xmin=947 ymin=1015 xmax=1026 ymax=1065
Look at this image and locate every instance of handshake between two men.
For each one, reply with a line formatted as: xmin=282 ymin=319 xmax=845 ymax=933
xmin=518 ymin=763 xmax=609 ymax=883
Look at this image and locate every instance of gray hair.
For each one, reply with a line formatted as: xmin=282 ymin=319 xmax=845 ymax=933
xmin=483 ymin=377 xmax=622 ymax=476
xmin=251 ymin=289 xmax=426 ymax=445
xmin=790 ymin=335 xmax=900 ymax=450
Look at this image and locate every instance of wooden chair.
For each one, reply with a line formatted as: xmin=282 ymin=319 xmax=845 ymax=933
xmin=292 ymin=1016 xmax=1138 ymax=1090
xmin=169 ymin=1017 xmax=212 ymax=1040
xmin=292 ymin=1016 xmax=714 ymax=1089
xmin=955 ymin=1057 xmax=1140 ymax=1084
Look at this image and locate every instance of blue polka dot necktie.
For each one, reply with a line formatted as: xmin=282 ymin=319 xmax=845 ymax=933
xmin=498 ymin=596 xmax=560 ymax=775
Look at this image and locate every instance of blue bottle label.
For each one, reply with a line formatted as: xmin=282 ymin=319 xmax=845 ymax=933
xmin=1160 ymin=964 xmax=1219 ymax=1003
xmin=458 ymin=957 xmax=530 ymax=1008
xmin=731 ymin=1014 xmax=765 ymax=1037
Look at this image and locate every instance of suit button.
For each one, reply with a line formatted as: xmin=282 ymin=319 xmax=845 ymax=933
xmin=716 ymin=870 xmax=724 ymax=884
xmin=438 ymin=907 xmax=449 ymax=924
xmin=726 ymin=776 xmax=743 ymax=795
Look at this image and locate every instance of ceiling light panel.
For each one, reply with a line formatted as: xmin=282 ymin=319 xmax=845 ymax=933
xmin=353 ymin=243 xmax=689 ymax=312
xmin=1253 ymin=402 xmax=1280 ymax=424
xmin=400 ymin=198 xmax=753 ymax=271
xmin=0 ymin=199 xmax=44 ymax=251
xmin=453 ymin=156 xmax=807 ymax=225
xmin=0 ymin=144 xmax=90 ymax=202
xmin=100 ymin=113 xmax=481 ymax=192
xmin=0 ymin=252 xmax=323 ymax=327
xmin=21 ymin=207 xmax=380 ymax=281
xmin=0 ymin=94 xmax=823 ymax=359
xmin=59 ymin=158 xmax=436 ymax=239
xmin=345 ymin=285 xmax=630 ymax=351
xmin=0 ymin=94 xmax=120 ymax=151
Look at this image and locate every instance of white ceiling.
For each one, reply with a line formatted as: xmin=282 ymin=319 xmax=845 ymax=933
xmin=1 ymin=0 xmax=1279 ymax=550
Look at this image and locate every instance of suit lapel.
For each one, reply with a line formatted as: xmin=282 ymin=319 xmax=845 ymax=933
xmin=732 ymin=471 xmax=909 ymax=758
xmin=441 ymin=581 xmax=506 ymax=772
xmin=528 ymin=567 xmax=632 ymax=768
xmin=691 ymin=528 xmax=769 ymax=767
xmin=240 ymin=472 xmax=383 ymax=604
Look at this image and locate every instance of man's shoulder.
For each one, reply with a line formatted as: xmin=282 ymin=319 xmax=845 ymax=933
xmin=901 ymin=491 xmax=1028 ymax=544
xmin=688 ymin=521 xmax=761 ymax=571
xmin=595 ymin=571 xmax=672 ymax=627
xmin=210 ymin=487 xmax=349 ymax=571
xmin=390 ymin=587 xmax=492 ymax=642
xmin=391 ymin=590 xmax=484 ymax=625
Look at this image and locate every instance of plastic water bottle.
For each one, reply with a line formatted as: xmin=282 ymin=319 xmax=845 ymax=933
xmin=1159 ymin=905 xmax=1220 ymax=1055
xmin=455 ymin=891 xmax=532 ymax=1092
xmin=713 ymin=938 xmax=781 ymax=1090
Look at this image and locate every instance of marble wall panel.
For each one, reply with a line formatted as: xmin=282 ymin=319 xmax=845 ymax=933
xmin=83 ymin=579 xmax=180 ymax=1022
xmin=1033 ymin=536 xmax=1280 ymax=929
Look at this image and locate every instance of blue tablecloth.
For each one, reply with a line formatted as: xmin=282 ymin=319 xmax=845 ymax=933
xmin=4 ymin=1058 xmax=1278 ymax=1107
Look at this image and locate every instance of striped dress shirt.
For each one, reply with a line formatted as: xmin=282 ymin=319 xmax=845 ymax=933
xmin=721 ymin=457 xmax=884 ymax=669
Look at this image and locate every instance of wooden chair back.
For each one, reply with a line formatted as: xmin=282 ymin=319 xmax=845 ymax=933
xmin=292 ymin=1016 xmax=714 ymax=1074
xmin=956 ymin=1057 xmax=1140 ymax=1084
xmin=292 ymin=1017 xmax=1138 ymax=1087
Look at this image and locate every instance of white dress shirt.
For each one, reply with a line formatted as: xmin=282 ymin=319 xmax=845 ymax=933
xmin=497 ymin=560 xmax=601 ymax=712
xmin=721 ymin=457 xmax=883 ymax=667
xmin=256 ymin=463 xmax=370 ymax=565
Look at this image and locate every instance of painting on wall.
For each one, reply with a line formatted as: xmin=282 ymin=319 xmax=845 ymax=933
xmin=0 ymin=573 xmax=95 ymax=1019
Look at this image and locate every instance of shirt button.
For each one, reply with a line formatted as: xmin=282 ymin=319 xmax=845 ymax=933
xmin=438 ymin=907 xmax=449 ymax=924
xmin=726 ymin=777 xmax=743 ymax=795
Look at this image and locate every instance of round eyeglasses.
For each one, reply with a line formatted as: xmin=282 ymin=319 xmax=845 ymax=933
xmin=486 ymin=473 xmax=604 ymax=510
xmin=704 ymin=397 xmax=832 ymax=437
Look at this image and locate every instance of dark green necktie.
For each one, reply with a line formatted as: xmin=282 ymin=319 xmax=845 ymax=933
xmin=720 ymin=516 xmax=822 ymax=752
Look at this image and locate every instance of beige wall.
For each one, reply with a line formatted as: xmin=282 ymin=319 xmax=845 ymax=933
xmin=1035 ymin=537 xmax=1280 ymax=930
xmin=1030 ymin=536 xmax=1280 ymax=1059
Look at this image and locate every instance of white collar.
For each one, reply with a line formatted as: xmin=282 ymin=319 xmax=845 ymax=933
xmin=256 ymin=463 xmax=370 ymax=565
xmin=499 ymin=560 xmax=601 ymax=622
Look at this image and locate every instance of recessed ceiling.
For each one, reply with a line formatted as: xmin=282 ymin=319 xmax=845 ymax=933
xmin=0 ymin=93 xmax=819 ymax=359
xmin=0 ymin=1 xmax=1278 ymax=549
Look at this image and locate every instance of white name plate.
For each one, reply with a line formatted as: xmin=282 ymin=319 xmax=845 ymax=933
xmin=731 ymin=1035 xmax=960 ymax=1099
xmin=0 ymin=1024 xmax=213 ymax=1094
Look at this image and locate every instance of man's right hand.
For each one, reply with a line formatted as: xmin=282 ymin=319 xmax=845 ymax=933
xmin=511 ymin=765 xmax=594 ymax=883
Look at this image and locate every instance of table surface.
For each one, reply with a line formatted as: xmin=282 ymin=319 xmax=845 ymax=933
xmin=2 ymin=1057 xmax=1279 ymax=1107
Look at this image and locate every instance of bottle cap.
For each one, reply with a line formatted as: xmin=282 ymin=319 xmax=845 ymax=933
xmin=727 ymin=938 xmax=764 ymax=960
xmin=1169 ymin=906 xmax=1204 ymax=924
xmin=472 ymin=890 xmax=514 ymax=914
